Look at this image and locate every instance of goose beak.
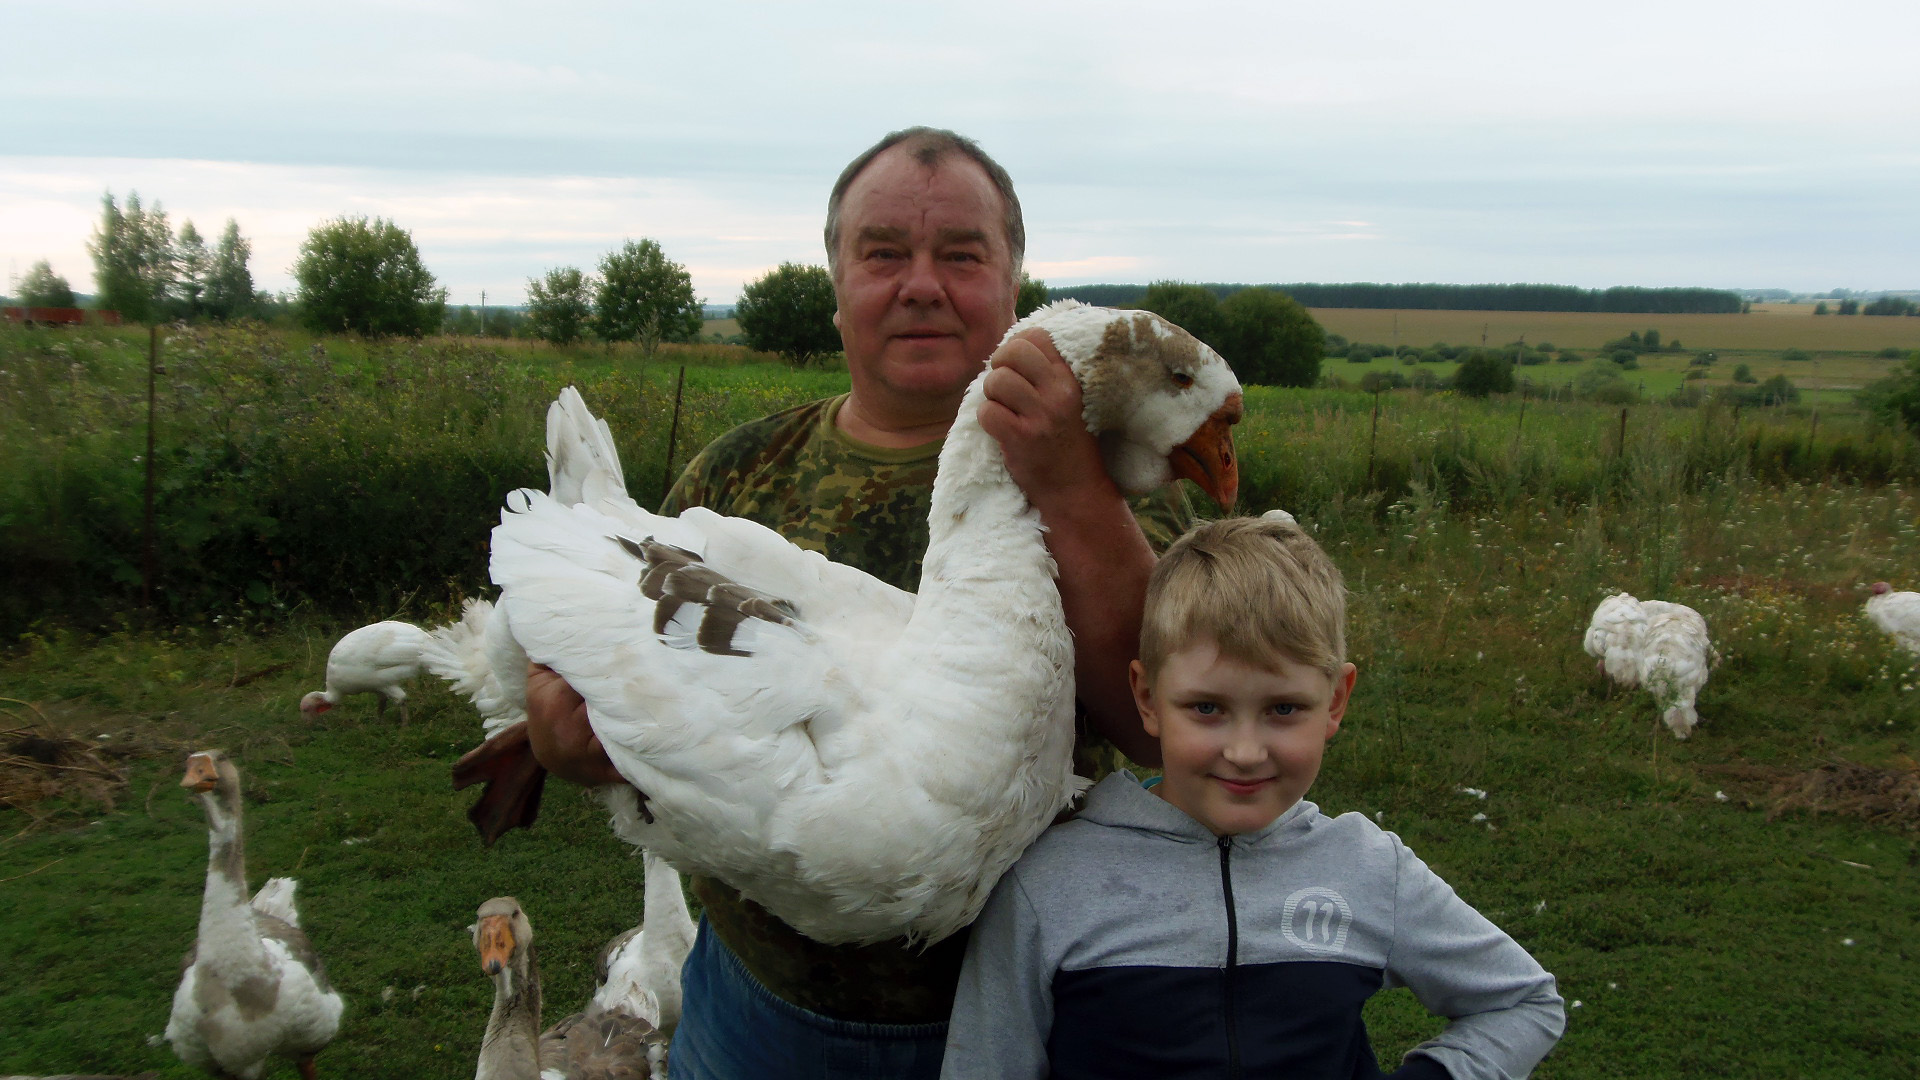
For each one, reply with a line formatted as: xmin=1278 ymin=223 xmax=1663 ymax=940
xmin=1170 ymin=394 xmax=1243 ymax=510
xmin=477 ymin=915 xmax=516 ymax=976
xmin=181 ymin=755 xmax=220 ymax=792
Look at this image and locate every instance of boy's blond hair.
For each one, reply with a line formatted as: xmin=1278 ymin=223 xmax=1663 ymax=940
xmin=1140 ymin=515 xmax=1348 ymax=680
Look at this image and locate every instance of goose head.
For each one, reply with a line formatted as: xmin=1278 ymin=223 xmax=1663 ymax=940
xmin=1871 ymin=581 xmax=1892 ymax=596
xmin=1013 ymin=300 xmax=1243 ymax=508
xmin=472 ymin=896 xmax=534 ymax=997
xmin=298 ymin=691 xmax=335 ymax=717
xmin=181 ymin=749 xmax=240 ymax=800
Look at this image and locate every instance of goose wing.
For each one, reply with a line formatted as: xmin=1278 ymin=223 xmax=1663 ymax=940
xmin=490 ymin=487 xmax=915 ymax=847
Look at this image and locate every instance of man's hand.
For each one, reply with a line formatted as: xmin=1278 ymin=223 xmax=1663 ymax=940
xmin=978 ymin=329 xmax=1116 ymax=511
xmin=524 ymin=663 xmax=626 ymax=787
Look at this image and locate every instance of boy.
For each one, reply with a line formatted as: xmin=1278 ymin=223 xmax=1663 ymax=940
xmin=942 ymin=516 xmax=1565 ymax=1079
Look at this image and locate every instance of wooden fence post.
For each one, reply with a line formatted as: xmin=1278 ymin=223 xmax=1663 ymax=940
xmin=144 ymin=325 xmax=159 ymax=612
xmin=1367 ymin=390 xmax=1382 ymax=488
xmin=662 ymin=364 xmax=687 ymax=493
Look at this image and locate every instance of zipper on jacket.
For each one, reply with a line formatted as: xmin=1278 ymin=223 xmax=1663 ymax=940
xmin=1218 ymin=835 xmax=1241 ymax=1080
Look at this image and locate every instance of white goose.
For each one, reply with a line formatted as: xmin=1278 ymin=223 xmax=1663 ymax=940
xmin=167 ymin=751 xmax=344 ymax=1080
xmin=1584 ymin=592 xmax=1717 ymax=738
xmin=301 ymin=621 xmax=432 ymax=723
xmin=458 ymin=300 xmax=1241 ymax=945
xmin=1866 ymin=581 xmax=1920 ymax=655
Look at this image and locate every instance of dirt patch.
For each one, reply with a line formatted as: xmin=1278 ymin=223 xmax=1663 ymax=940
xmin=1769 ymin=760 xmax=1920 ymax=830
xmin=0 ymin=698 xmax=192 ymax=825
xmin=1698 ymin=759 xmax=1920 ymax=830
xmin=0 ymin=726 xmax=133 ymax=819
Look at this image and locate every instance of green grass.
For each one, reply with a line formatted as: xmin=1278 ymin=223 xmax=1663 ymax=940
xmin=4 ymin=478 xmax=1919 ymax=1077
xmin=4 ymin=321 xmax=1920 ymax=1076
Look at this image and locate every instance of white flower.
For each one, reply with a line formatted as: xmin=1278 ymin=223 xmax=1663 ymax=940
xmin=1571 ymin=1000 xmax=1584 ymax=1008
xmin=1714 ymin=791 xmax=1728 ymax=802
xmin=1471 ymin=812 xmax=1488 ymax=823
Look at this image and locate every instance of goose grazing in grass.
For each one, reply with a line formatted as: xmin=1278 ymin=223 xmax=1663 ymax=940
xmin=167 ymin=751 xmax=344 ymax=1080
xmin=301 ymin=621 xmax=431 ymax=724
xmin=1865 ymin=581 xmax=1920 ymax=655
xmin=1584 ymin=592 xmax=1718 ymax=738
xmin=457 ymin=300 xmax=1242 ymax=945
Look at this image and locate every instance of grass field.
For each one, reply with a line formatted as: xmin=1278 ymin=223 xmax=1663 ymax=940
xmin=3 ymin=480 xmax=1917 ymax=1078
xmin=3 ymin=322 xmax=1920 ymax=1077
xmin=1310 ymin=304 xmax=1920 ymax=353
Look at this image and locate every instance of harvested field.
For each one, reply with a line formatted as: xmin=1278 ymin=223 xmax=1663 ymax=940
xmin=1310 ymin=305 xmax=1920 ymax=352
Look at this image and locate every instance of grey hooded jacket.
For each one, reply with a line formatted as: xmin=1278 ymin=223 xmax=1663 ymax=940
xmin=942 ymin=773 xmax=1565 ymax=1080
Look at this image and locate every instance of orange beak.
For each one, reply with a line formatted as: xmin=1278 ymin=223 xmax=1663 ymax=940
xmin=181 ymin=755 xmax=220 ymax=792
xmin=1169 ymin=393 xmax=1243 ymax=510
xmin=477 ymin=915 xmax=516 ymax=976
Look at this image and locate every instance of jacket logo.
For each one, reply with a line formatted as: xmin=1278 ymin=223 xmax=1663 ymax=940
xmin=1281 ymin=887 xmax=1353 ymax=955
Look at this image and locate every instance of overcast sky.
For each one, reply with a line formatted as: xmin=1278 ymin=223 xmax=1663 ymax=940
xmin=4 ymin=0 xmax=1916 ymax=305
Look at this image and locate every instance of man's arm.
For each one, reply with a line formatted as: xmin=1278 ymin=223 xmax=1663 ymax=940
xmin=978 ymin=330 xmax=1163 ymax=766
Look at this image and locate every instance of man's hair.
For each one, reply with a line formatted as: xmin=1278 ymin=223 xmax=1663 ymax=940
xmin=1140 ymin=516 xmax=1348 ymax=680
xmin=823 ymin=126 xmax=1025 ymax=281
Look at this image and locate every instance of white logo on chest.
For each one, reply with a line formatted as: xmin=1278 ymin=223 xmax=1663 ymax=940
xmin=1281 ymin=887 xmax=1353 ymax=955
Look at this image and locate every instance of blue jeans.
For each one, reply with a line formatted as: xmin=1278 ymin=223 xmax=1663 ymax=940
xmin=672 ymin=915 xmax=950 ymax=1080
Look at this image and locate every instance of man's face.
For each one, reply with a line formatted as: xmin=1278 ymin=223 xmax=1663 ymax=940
xmin=1131 ymin=639 xmax=1355 ymax=837
xmin=831 ymin=149 xmax=1018 ymax=415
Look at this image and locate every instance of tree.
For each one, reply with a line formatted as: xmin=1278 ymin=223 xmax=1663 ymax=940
xmin=1814 ymin=301 xmax=1830 ymax=315
xmin=1838 ymin=299 xmax=1860 ymax=315
xmin=88 ymin=191 xmax=175 ymax=322
xmin=594 ymin=239 xmax=702 ymax=350
xmin=173 ymin=219 xmax=208 ymax=317
xmin=525 ymin=266 xmax=594 ymax=345
xmin=292 ymin=216 xmax=446 ymax=336
xmin=1015 ymin=273 xmax=1049 ymax=319
xmin=1138 ymin=281 xmax=1225 ymax=348
xmin=736 ymin=262 xmax=840 ymax=364
xmin=17 ymin=260 xmax=75 ymax=308
xmin=1864 ymin=296 xmax=1917 ymax=316
xmin=202 ymin=219 xmax=256 ymax=321
xmin=1454 ymin=350 xmax=1515 ymax=397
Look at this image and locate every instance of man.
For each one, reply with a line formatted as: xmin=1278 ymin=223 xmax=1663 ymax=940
xmin=525 ymin=127 xmax=1192 ymax=1077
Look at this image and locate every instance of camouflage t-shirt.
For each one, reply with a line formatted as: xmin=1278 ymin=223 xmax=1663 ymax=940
xmin=658 ymin=393 xmax=1192 ymax=1024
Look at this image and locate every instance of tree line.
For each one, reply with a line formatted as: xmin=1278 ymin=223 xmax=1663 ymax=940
xmin=1052 ymin=282 xmax=1746 ymax=315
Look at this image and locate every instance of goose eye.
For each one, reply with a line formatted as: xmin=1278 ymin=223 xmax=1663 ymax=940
xmin=1172 ymin=371 xmax=1194 ymax=388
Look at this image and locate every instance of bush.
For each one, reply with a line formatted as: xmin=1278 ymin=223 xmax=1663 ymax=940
xmin=1877 ymin=347 xmax=1905 ymax=359
xmin=1453 ymin=350 xmax=1515 ymax=397
xmin=1556 ymin=350 xmax=1582 ymax=363
xmin=292 ymin=217 xmax=446 ymax=336
xmin=1420 ymin=349 xmax=1446 ymax=364
xmin=525 ymin=266 xmax=595 ymax=346
xmin=1733 ymin=363 xmax=1757 ymax=383
xmin=1863 ymin=296 xmax=1917 ymax=316
xmin=736 ymin=262 xmax=840 ymax=365
xmin=1781 ymin=348 xmax=1812 ymax=362
xmin=1140 ymin=281 xmax=1226 ymax=348
xmin=1346 ymin=344 xmax=1374 ymax=363
xmin=1611 ymin=349 xmax=1638 ymax=368
xmin=1689 ymin=351 xmax=1718 ymax=367
xmin=1217 ymin=286 xmax=1325 ymax=387
xmin=1358 ymin=370 xmax=1407 ymax=392
xmin=594 ymin=239 xmax=703 ymax=349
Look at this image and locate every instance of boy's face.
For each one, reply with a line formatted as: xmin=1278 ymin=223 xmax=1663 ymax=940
xmin=1130 ymin=638 xmax=1357 ymax=837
